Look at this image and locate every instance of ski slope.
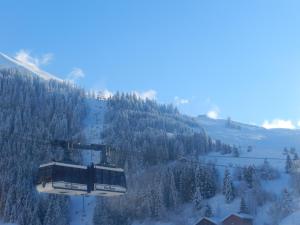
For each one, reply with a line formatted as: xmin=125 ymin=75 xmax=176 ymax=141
xmin=196 ymin=115 xmax=300 ymax=170
xmin=197 ymin=115 xmax=300 ymax=151
xmin=70 ymin=98 xmax=107 ymax=225
xmin=0 ymin=52 xmax=62 ymax=81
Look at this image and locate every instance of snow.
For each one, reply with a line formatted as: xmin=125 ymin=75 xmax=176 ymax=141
xmin=261 ymin=173 xmax=290 ymax=195
xmin=69 ymin=98 xmax=107 ymax=225
xmin=132 ymin=196 xmax=242 ymax=225
xmin=197 ymin=116 xmax=300 ymax=170
xmin=0 ymin=52 xmax=62 ymax=81
xmin=67 ymin=112 xmax=300 ymax=225
xmin=197 ymin=116 xmax=300 ymax=153
xmin=207 ymin=195 xmax=240 ymax=220
xmin=0 ymin=221 xmax=17 ymax=225
xmin=81 ymin=98 xmax=106 ymax=165
xmin=70 ymin=195 xmax=96 ymax=225
xmin=280 ymin=211 xmax=300 ymax=225
xmin=195 ymin=116 xmax=300 ymax=225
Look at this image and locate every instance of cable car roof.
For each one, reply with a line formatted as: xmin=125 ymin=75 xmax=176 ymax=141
xmin=94 ymin=165 xmax=124 ymax=172
xmin=39 ymin=161 xmax=87 ymax=169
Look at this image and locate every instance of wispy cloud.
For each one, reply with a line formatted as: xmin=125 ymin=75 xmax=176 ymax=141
xmin=262 ymin=119 xmax=295 ymax=129
xmin=174 ymin=96 xmax=189 ymax=105
xmin=67 ymin=67 xmax=85 ymax=82
xmin=39 ymin=53 xmax=53 ymax=65
xmin=133 ymin=89 xmax=157 ymax=100
xmin=15 ymin=49 xmax=53 ymax=71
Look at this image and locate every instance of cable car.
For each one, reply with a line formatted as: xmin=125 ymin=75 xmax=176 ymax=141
xmin=36 ymin=162 xmax=127 ymax=196
xmin=92 ymin=165 xmax=127 ymax=197
xmin=36 ymin=141 xmax=127 ymax=197
xmin=36 ymin=161 xmax=88 ymax=196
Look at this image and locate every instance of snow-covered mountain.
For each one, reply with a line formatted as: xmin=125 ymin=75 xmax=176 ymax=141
xmin=197 ymin=115 xmax=300 ymax=163
xmin=0 ymin=52 xmax=62 ymax=81
xmin=1 ymin=63 xmax=300 ymax=225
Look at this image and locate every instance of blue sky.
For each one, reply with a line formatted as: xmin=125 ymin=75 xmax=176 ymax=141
xmin=1 ymin=0 xmax=300 ymax=128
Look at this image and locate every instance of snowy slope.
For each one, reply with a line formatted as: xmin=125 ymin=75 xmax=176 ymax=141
xmin=0 ymin=52 xmax=62 ymax=81
xmin=280 ymin=211 xmax=300 ymax=225
xmin=197 ymin=115 xmax=300 ymax=151
xmin=0 ymin=221 xmax=16 ymax=225
xmin=70 ymin=104 xmax=300 ymax=225
xmin=196 ymin=115 xmax=300 ymax=170
xmin=70 ymin=98 xmax=107 ymax=225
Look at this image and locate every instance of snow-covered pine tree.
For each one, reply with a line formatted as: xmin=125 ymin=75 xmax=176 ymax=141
xmin=0 ymin=70 xmax=86 ymax=225
xmin=269 ymin=188 xmax=295 ymax=223
xmin=259 ymin=159 xmax=280 ymax=180
xmin=162 ymin=168 xmax=179 ymax=209
xmin=294 ymin=152 xmax=299 ymax=160
xmin=239 ymin=197 xmax=249 ymax=214
xmin=193 ymin=187 xmax=203 ymax=210
xmin=232 ymin=147 xmax=240 ymax=157
xmin=285 ymin=154 xmax=293 ymax=173
xmin=223 ymin=169 xmax=235 ymax=203
xmin=280 ymin=189 xmax=294 ymax=217
xmin=243 ymin=166 xmax=255 ymax=188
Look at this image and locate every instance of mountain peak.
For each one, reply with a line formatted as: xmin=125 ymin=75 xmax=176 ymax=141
xmin=0 ymin=52 xmax=62 ymax=82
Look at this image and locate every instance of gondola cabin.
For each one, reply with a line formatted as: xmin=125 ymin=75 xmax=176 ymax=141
xmin=36 ymin=162 xmax=88 ymax=195
xmin=92 ymin=165 xmax=127 ymax=197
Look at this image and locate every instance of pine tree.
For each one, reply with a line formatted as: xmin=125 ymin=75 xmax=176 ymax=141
xmin=223 ymin=169 xmax=235 ymax=203
xmin=163 ymin=169 xmax=178 ymax=209
xmin=233 ymin=146 xmax=240 ymax=157
xmin=239 ymin=197 xmax=249 ymax=214
xmin=294 ymin=152 xmax=299 ymax=160
xmin=193 ymin=187 xmax=203 ymax=210
xmin=285 ymin=154 xmax=293 ymax=173
xmin=243 ymin=166 xmax=254 ymax=188
xmin=280 ymin=189 xmax=294 ymax=217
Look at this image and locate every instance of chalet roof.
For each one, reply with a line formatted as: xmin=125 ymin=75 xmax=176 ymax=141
xmin=222 ymin=213 xmax=253 ymax=222
xmin=196 ymin=217 xmax=218 ymax=225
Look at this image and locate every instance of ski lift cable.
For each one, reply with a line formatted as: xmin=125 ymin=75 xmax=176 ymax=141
xmin=0 ymin=132 xmax=294 ymax=162
xmin=179 ymin=157 xmax=288 ymax=173
xmin=204 ymin=155 xmax=286 ymax=161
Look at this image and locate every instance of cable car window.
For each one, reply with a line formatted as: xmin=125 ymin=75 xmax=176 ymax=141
xmin=111 ymin=171 xmax=120 ymax=186
xmin=95 ymin=168 xmax=103 ymax=184
xmin=37 ymin=166 xmax=52 ymax=184
xmin=103 ymin=169 xmax=111 ymax=185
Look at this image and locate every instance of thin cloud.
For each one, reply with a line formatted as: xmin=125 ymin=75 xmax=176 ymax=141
xmin=262 ymin=119 xmax=295 ymax=129
xmin=174 ymin=96 xmax=189 ymax=105
xmin=133 ymin=89 xmax=157 ymax=100
xmin=40 ymin=53 xmax=53 ymax=65
xmin=15 ymin=49 xmax=53 ymax=71
xmin=67 ymin=67 xmax=85 ymax=82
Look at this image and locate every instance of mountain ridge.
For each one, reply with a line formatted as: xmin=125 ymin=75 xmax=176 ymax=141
xmin=0 ymin=52 xmax=62 ymax=82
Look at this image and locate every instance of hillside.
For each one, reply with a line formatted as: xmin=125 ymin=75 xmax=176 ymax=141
xmin=0 ymin=52 xmax=62 ymax=81
xmin=0 ymin=62 xmax=300 ymax=225
xmin=196 ymin=116 xmax=300 ymax=169
xmin=197 ymin=115 xmax=300 ymax=152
